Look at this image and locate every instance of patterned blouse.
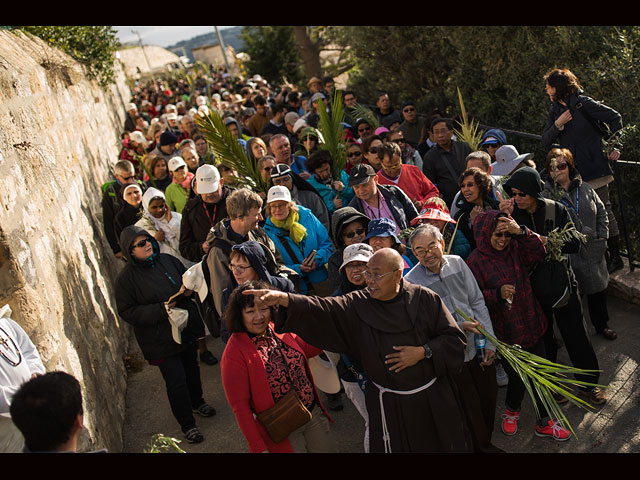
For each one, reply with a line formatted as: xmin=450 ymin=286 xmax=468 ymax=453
xmin=250 ymin=327 xmax=316 ymax=410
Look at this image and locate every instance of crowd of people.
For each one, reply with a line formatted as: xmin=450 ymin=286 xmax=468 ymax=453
xmin=2 ymin=65 xmax=624 ymax=454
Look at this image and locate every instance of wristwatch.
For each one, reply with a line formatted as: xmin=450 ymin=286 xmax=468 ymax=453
xmin=422 ymin=344 xmax=433 ymax=359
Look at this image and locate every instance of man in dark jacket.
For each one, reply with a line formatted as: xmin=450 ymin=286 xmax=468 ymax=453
xmin=179 ymin=165 xmax=232 ymax=363
xmin=422 ymin=118 xmax=472 ymax=208
xmin=115 ymin=225 xmax=216 ymax=444
xmin=500 ymin=167 xmax=606 ymax=406
xmin=347 ymin=164 xmax=418 ymax=232
xmin=101 ymin=160 xmax=142 ymax=260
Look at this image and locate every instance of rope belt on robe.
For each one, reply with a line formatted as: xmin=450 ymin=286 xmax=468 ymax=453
xmin=371 ymin=377 xmax=437 ymax=453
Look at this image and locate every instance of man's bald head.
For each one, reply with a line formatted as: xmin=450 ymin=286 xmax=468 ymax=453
xmin=370 ymin=248 xmax=404 ymax=271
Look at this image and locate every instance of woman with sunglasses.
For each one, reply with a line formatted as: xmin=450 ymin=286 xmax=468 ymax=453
xmin=501 ymin=166 xmax=606 ymax=408
xmin=465 ymin=210 xmax=572 ymax=441
xmin=115 ymin=225 xmax=215 ymax=445
xmin=542 ymin=148 xmax=617 ymax=341
xmin=326 ymin=207 xmax=371 ymax=287
xmin=345 ymin=140 xmax=364 ymax=175
xmin=360 ymin=135 xmax=384 ymax=172
xmin=218 ymin=241 xmax=296 ymax=344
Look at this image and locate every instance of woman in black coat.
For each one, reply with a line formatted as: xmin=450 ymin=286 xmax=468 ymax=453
xmin=115 ymin=225 xmax=216 ymax=444
xmin=541 ymin=67 xmax=624 ymax=272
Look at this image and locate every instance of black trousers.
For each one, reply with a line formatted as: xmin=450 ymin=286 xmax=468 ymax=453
xmin=502 ymin=337 xmax=549 ymax=424
xmin=157 ymin=342 xmax=205 ymax=433
xmin=585 ymin=289 xmax=611 ymax=333
xmin=543 ymin=292 xmax=600 ymax=388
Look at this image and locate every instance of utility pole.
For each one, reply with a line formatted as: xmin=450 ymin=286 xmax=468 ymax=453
xmin=132 ymin=29 xmax=157 ymax=86
xmin=214 ymin=26 xmax=231 ymax=72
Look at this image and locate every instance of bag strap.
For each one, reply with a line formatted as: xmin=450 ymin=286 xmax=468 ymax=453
xmin=437 ymin=151 xmax=460 ymax=183
xmin=574 ymin=97 xmax=612 ymax=139
xmin=542 ymin=198 xmax=556 ymax=232
xmin=277 ymin=234 xmax=302 ymax=265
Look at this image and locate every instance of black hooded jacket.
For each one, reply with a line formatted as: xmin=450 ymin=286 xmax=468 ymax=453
xmin=326 ymin=207 xmax=371 ymax=287
xmin=115 ymin=225 xmax=204 ymax=361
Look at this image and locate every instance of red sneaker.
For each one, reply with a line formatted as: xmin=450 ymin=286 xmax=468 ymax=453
xmin=535 ymin=419 xmax=571 ymax=441
xmin=501 ymin=408 xmax=519 ymax=436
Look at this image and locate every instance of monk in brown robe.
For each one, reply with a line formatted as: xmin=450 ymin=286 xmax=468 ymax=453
xmin=244 ymin=248 xmax=472 ymax=453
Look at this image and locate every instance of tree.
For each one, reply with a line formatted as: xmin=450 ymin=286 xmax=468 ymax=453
xmin=240 ymin=26 xmax=305 ymax=86
xmin=12 ymin=26 xmax=121 ymax=87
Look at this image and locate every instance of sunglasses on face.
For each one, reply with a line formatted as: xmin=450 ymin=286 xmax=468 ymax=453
xmin=347 ymin=151 xmax=362 ymax=158
xmin=132 ymin=238 xmax=150 ymax=249
xmin=121 ymin=175 xmax=136 ymax=182
xmin=403 ymin=107 xmax=415 ymax=113
xmin=550 ymin=163 xmax=568 ymax=171
xmin=344 ymin=228 xmax=366 ymax=239
xmin=368 ymin=146 xmax=380 ymax=154
xmin=511 ymin=192 xmax=528 ymax=197
xmin=391 ymin=138 xmax=405 ymax=144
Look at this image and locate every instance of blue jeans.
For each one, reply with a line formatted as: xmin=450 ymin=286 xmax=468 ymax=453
xmin=157 ymin=342 xmax=205 ymax=432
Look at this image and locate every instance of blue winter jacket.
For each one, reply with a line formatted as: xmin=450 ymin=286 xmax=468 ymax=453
xmin=263 ymin=205 xmax=334 ymax=294
xmin=305 ymin=170 xmax=355 ymax=215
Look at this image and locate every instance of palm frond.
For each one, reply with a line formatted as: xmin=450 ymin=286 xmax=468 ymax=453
xmin=350 ymin=103 xmax=379 ymax=130
xmin=315 ymin=90 xmax=348 ymax=180
xmin=452 ymin=87 xmax=484 ymax=151
xmin=455 ymin=307 xmax=606 ymax=438
xmin=195 ymin=111 xmax=270 ymax=193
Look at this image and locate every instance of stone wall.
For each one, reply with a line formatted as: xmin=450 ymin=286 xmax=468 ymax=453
xmin=0 ymin=29 xmax=132 ymax=452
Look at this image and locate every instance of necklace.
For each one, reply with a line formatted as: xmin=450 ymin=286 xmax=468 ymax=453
xmin=0 ymin=327 xmax=22 ymax=367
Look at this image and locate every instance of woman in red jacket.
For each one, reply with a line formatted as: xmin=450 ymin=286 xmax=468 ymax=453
xmin=221 ymin=281 xmax=337 ymax=453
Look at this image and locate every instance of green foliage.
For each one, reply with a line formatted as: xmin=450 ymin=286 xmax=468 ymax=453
xmin=196 ymin=110 xmax=270 ymax=193
xmin=144 ymin=434 xmax=186 ymax=453
xmin=315 ymin=90 xmax=348 ymax=180
xmin=13 ymin=26 xmax=121 ymax=87
xmin=452 ymin=87 xmax=484 ymax=151
xmin=240 ymin=26 xmax=305 ymax=86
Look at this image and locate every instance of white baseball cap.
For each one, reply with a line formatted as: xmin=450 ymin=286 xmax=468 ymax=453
xmin=129 ymin=131 xmax=148 ymax=145
xmin=267 ymin=185 xmax=292 ymax=204
xmin=196 ymin=95 xmax=207 ymax=106
xmin=168 ymin=156 xmax=187 ymax=172
xmin=167 ymin=112 xmax=178 ymax=121
xmin=195 ymin=164 xmax=220 ymax=194
xmin=339 ymin=243 xmax=374 ymax=272
xmin=182 ymin=262 xmax=209 ymax=303
xmin=127 ymin=102 xmax=137 ymax=111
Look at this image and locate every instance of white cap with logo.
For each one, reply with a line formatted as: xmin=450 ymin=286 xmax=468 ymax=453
xmin=168 ymin=156 xmax=187 ymax=172
xmin=195 ymin=164 xmax=221 ymax=194
xmin=267 ymin=185 xmax=292 ymax=204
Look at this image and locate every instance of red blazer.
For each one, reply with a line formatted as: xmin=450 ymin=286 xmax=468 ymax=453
xmin=221 ymin=324 xmax=332 ymax=453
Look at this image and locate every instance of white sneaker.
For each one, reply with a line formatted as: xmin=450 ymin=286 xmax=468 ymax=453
xmin=495 ymin=362 xmax=508 ymax=387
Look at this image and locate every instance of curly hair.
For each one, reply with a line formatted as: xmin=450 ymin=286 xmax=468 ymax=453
xmin=223 ymin=280 xmax=277 ymax=334
xmin=459 ymin=167 xmax=492 ymax=200
xmin=544 ymin=68 xmax=582 ymax=102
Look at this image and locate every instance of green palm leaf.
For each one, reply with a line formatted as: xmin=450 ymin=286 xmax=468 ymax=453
xmin=455 ymin=308 xmax=606 ymax=438
xmin=315 ymin=90 xmax=348 ymax=180
xmin=349 ymin=103 xmax=380 ymax=130
xmin=452 ymin=87 xmax=484 ymax=151
xmin=195 ymin=111 xmax=270 ymax=193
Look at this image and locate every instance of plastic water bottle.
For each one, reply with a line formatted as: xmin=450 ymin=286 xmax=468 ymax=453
xmin=475 ymin=333 xmax=486 ymax=363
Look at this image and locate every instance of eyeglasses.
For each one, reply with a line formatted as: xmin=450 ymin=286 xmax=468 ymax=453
xmin=358 ymin=126 xmax=372 ymax=134
xmin=512 ymin=192 xmax=528 ymax=198
xmin=363 ymin=268 xmax=400 ymax=281
xmin=403 ymin=107 xmax=415 ymax=113
xmin=121 ymin=175 xmax=136 ymax=182
xmin=347 ymin=151 xmax=362 ymax=158
xmin=391 ymin=138 xmax=405 ymax=144
xmin=413 ymin=244 xmax=441 ymax=257
xmin=229 ymin=264 xmax=252 ymax=273
xmin=549 ymin=163 xmax=568 ymax=171
xmin=131 ymin=238 xmax=149 ymax=249
xmin=483 ymin=144 xmax=500 ymax=149
xmin=492 ymin=232 xmax=512 ymax=238
xmin=345 ymin=262 xmax=367 ymax=271
xmin=368 ymin=146 xmax=380 ymax=154
xmin=344 ymin=228 xmax=366 ymax=239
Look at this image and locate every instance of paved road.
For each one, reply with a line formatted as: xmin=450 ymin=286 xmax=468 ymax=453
xmin=122 ymin=293 xmax=639 ymax=453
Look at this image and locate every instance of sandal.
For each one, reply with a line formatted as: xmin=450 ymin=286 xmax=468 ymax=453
xmin=193 ymin=402 xmax=216 ymax=417
xmin=184 ymin=427 xmax=204 ymax=444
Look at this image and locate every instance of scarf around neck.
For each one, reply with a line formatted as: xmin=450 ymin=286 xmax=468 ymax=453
xmin=173 ymin=171 xmax=194 ymax=191
xmin=271 ymin=209 xmax=308 ymax=246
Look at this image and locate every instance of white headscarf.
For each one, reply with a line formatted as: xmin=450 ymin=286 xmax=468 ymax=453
xmin=141 ymin=187 xmax=176 ymax=242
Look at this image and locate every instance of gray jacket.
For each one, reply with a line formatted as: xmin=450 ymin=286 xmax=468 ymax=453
xmin=542 ymin=173 xmax=609 ymax=295
xmin=404 ymin=255 xmax=496 ymax=362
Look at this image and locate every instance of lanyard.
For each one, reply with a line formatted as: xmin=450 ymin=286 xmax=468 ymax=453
xmin=0 ymin=327 xmax=22 ymax=367
xmin=202 ymin=201 xmax=217 ymax=227
xmin=560 ymin=189 xmax=579 ymax=216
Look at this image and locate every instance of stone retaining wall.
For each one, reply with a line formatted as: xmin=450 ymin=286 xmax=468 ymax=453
xmin=0 ymin=29 xmax=131 ymax=452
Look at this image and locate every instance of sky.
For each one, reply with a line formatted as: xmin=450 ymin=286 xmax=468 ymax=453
xmin=113 ymin=26 xmax=238 ymax=48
